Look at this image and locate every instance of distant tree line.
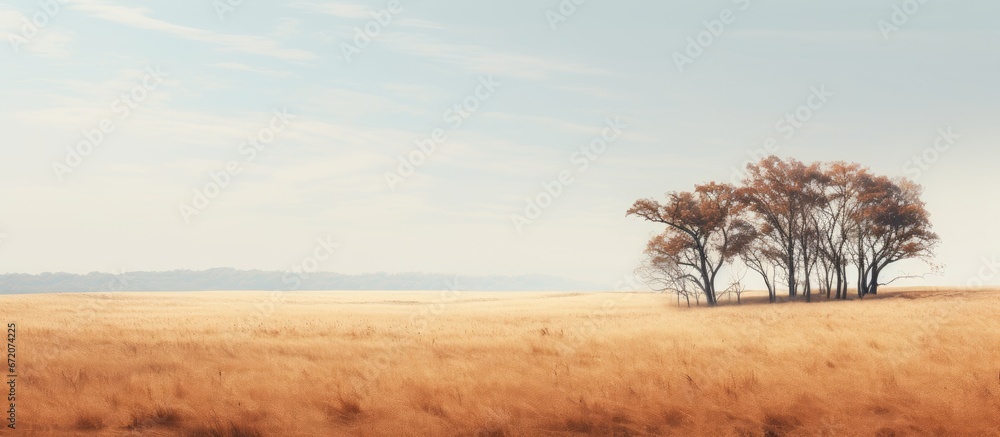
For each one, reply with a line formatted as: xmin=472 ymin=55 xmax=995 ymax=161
xmin=628 ymin=156 xmax=939 ymax=306
xmin=0 ymin=269 xmax=602 ymax=294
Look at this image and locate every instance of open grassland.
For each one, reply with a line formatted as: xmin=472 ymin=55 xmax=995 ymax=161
xmin=1 ymin=288 xmax=999 ymax=436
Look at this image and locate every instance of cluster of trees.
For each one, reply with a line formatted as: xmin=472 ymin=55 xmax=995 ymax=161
xmin=628 ymin=156 xmax=939 ymax=306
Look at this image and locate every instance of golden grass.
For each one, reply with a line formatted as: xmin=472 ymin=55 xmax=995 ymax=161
xmin=2 ymin=288 xmax=999 ymax=436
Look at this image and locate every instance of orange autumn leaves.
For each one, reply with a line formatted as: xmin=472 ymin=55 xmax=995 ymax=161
xmin=628 ymin=156 xmax=938 ymax=306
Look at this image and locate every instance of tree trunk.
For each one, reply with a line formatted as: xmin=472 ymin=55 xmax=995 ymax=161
xmin=839 ymin=263 xmax=850 ymax=300
xmin=787 ymin=248 xmax=797 ymax=298
xmin=801 ymin=243 xmax=812 ymax=303
xmin=765 ymin=275 xmax=775 ymax=303
xmin=703 ymin=277 xmax=717 ymax=306
xmin=868 ymin=269 xmax=879 ymax=296
xmin=697 ymin=245 xmax=717 ymax=307
xmin=856 ymin=243 xmax=867 ymax=298
xmin=825 ymin=270 xmax=833 ymax=300
xmin=857 ymin=258 xmax=868 ymax=298
xmin=834 ymin=265 xmax=842 ymax=300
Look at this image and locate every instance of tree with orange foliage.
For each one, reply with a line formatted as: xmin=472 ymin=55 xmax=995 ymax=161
xmin=627 ymin=183 xmax=753 ymax=306
xmin=631 ymin=156 xmax=939 ymax=305
xmin=737 ymin=157 xmax=826 ymax=299
xmin=853 ymin=176 xmax=939 ymax=297
xmin=814 ymin=162 xmax=870 ymax=300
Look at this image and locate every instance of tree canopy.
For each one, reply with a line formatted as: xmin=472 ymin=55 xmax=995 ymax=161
xmin=629 ymin=156 xmax=938 ymax=306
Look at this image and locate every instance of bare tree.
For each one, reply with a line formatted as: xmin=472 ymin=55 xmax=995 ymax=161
xmin=720 ymin=266 xmax=748 ymax=304
xmin=737 ymin=228 xmax=780 ymax=303
xmin=636 ymin=260 xmax=696 ymax=307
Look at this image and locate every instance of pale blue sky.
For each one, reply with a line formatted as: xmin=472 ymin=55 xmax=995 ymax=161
xmin=1 ymin=0 xmax=998 ymax=288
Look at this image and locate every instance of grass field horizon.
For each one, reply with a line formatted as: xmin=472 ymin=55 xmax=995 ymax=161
xmin=6 ymin=1 xmax=999 ymax=435
xmin=3 ymin=287 xmax=998 ymax=436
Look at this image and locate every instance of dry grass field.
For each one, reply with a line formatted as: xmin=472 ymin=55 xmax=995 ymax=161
xmin=2 ymin=288 xmax=999 ymax=436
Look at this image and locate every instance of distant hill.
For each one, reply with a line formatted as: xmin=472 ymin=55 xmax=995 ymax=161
xmin=0 ymin=268 xmax=605 ymax=294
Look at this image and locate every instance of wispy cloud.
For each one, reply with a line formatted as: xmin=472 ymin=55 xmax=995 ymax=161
xmin=479 ymin=112 xmax=599 ymax=136
xmin=395 ymin=18 xmax=449 ymax=31
xmin=379 ymin=33 xmax=611 ymax=79
xmin=211 ymin=62 xmax=296 ymax=78
xmin=271 ymin=18 xmax=302 ymax=39
xmin=21 ymin=29 xmax=74 ymax=57
xmin=68 ymin=0 xmax=316 ymax=60
xmin=0 ymin=8 xmax=73 ymax=57
xmin=382 ymin=83 xmax=440 ymax=101
xmin=729 ymin=29 xmax=880 ymax=42
xmin=554 ymin=85 xmax=626 ymax=101
xmin=298 ymin=88 xmax=426 ymax=119
xmin=0 ymin=8 xmax=24 ymax=33
xmin=291 ymin=3 xmax=371 ymax=19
